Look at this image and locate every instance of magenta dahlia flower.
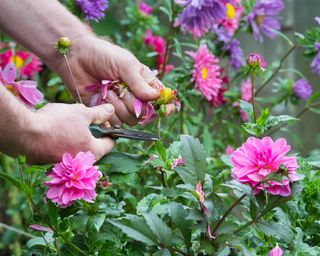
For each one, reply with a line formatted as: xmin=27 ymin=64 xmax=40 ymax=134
xmin=293 ymin=79 xmax=313 ymax=101
xmin=231 ymin=137 xmax=299 ymax=197
xmin=76 ymin=0 xmax=108 ymax=21
xmin=0 ymin=47 xmax=42 ymax=79
xmin=0 ymin=63 xmax=43 ymax=108
xmin=176 ymin=0 xmax=226 ymax=37
xmin=45 ymin=152 xmax=102 ymax=208
xmin=269 ymin=245 xmax=283 ymax=256
xmin=246 ymin=0 xmax=284 ymax=42
xmin=189 ymin=44 xmax=224 ymax=107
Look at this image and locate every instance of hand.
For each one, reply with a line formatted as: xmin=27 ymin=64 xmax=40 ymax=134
xmin=52 ymin=36 xmax=174 ymax=126
xmin=21 ymin=103 xmax=115 ymax=164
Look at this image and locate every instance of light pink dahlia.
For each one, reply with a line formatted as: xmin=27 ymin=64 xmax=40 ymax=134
xmin=231 ymin=137 xmax=299 ymax=197
xmin=189 ymin=44 xmax=224 ymax=107
xmin=45 ymin=152 xmax=102 ymax=208
xmin=269 ymin=245 xmax=283 ymax=256
xmin=0 ymin=63 xmax=43 ymax=108
xmin=0 ymin=47 xmax=42 ymax=79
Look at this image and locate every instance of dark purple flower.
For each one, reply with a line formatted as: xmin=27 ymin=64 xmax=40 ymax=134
xmin=311 ymin=42 xmax=320 ymax=77
xmin=177 ymin=0 xmax=226 ymax=37
xmin=246 ymin=0 xmax=284 ymax=42
xmin=76 ymin=0 xmax=108 ymax=21
xmin=228 ymin=39 xmax=244 ymax=69
xmin=293 ymin=79 xmax=313 ymax=100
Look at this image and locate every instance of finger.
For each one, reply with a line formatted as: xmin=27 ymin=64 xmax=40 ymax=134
xmin=122 ymin=91 xmax=137 ymax=116
xmin=165 ymin=103 xmax=176 ymax=116
xmin=86 ymin=103 xmax=115 ymax=124
xmin=109 ymin=114 xmax=123 ymax=126
xmin=107 ymin=91 xmax=138 ymax=126
xmin=120 ymin=62 xmax=160 ymax=101
xmin=92 ymin=137 xmax=115 ymax=160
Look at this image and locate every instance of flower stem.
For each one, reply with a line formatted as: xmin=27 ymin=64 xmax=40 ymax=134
xmin=250 ymin=74 xmax=257 ymax=123
xmin=255 ymin=45 xmax=299 ymax=96
xmin=63 ymin=54 xmax=83 ymax=104
xmin=0 ymin=222 xmax=36 ymax=239
xmin=157 ymin=116 xmax=162 ymax=139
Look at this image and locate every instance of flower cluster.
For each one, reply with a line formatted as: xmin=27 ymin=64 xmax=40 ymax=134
xmin=76 ymin=0 xmax=109 ymax=21
xmin=231 ymin=137 xmax=299 ymax=197
xmin=0 ymin=63 xmax=43 ymax=108
xmin=0 ymin=45 xmax=42 ymax=79
xmin=45 ymin=152 xmax=102 ymax=208
xmin=189 ymin=44 xmax=225 ymax=107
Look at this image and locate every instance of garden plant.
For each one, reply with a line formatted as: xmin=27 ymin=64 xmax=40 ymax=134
xmin=0 ymin=0 xmax=320 ymax=255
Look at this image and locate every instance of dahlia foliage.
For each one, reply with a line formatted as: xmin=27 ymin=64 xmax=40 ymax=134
xmin=1 ymin=1 xmax=320 ymax=255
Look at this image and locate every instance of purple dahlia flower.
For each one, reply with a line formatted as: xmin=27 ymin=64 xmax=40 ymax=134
xmin=177 ymin=0 xmax=226 ymax=37
xmin=228 ymin=39 xmax=244 ymax=69
xmin=76 ymin=0 xmax=108 ymax=22
xmin=293 ymin=79 xmax=313 ymax=100
xmin=311 ymin=42 xmax=320 ymax=77
xmin=246 ymin=0 xmax=284 ymax=42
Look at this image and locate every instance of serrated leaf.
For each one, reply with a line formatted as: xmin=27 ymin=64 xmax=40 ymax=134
xmin=108 ymin=215 xmax=158 ymax=246
xmin=143 ymin=213 xmax=172 ymax=246
xmin=137 ymin=194 xmax=167 ymax=214
xmin=265 ymin=115 xmax=298 ymax=129
xmin=155 ymin=141 xmax=167 ymax=163
xmin=177 ymin=135 xmax=207 ymax=186
xmin=256 ymin=220 xmax=293 ymax=241
xmin=98 ymin=152 xmax=146 ymax=173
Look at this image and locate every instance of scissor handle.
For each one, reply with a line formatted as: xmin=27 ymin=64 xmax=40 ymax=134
xmin=89 ymin=125 xmax=107 ymax=138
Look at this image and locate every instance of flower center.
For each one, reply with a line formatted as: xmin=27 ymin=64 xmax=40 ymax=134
xmin=201 ymin=67 xmax=208 ymax=79
xmin=5 ymin=84 xmax=20 ymax=96
xmin=10 ymin=56 xmax=24 ymax=69
xmin=226 ymin=3 xmax=236 ymax=19
xmin=255 ymin=14 xmax=266 ymax=27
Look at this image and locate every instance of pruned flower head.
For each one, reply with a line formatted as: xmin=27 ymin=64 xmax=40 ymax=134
xmin=44 ymin=152 xmax=102 ymax=208
xmin=231 ymin=137 xmax=299 ymax=197
xmin=0 ymin=63 xmax=43 ymax=108
xmin=247 ymin=53 xmax=267 ymax=70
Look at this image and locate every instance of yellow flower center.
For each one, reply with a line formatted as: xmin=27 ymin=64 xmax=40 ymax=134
xmin=226 ymin=3 xmax=236 ymax=19
xmin=158 ymin=88 xmax=175 ymax=105
xmin=10 ymin=55 xmax=24 ymax=69
xmin=201 ymin=67 xmax=208 ymax=80
xmin=255 ymin=15 xmax=266 ymax=27
xmin=5 ymin=84 xmax=20 ymax=96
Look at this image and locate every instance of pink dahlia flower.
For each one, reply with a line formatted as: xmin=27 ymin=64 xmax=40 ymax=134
xmin=0 ymin=47 xmax=42 ymax=79
xmin=144 ymin=30 xmax=174 ymax=73
xmin=45 ymin=152 xmax=102 ymax=208
xmin=189 ymin=44 xmax=224 ymax=107
xmin=231 ymin=137 xmax=299 ymax=197
xmin=269 ymin=245 xmax=283 ymax=256
xmin=0 ymin=63 xmax=43 ymax=108
xmin=139 ymin=2 xmax=153 ymax=16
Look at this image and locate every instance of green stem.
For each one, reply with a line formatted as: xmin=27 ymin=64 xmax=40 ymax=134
xmin=250 ymin=74 xmax=257 ymax=123
xmin=157 ymin=117 xmax=162 ymax=139
xmin=268 ymin=101 xmax=320 ymax=136
xmin=180 ymin=103 xmax=184 ymax=134
xmin=0 ymin=222 xmax=36 ymax=239
xmin=255 ymin=45 xmax=299 ymax=96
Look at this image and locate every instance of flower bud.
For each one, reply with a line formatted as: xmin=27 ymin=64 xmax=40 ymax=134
xmin=57 ymin=37 xmax=71 ymax=49
xmin=246 ymin=53 xmax=266 ymax=69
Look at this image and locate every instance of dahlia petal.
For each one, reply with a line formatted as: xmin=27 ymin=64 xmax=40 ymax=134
xmin=2 ymin=63 xmax=16 ymax=83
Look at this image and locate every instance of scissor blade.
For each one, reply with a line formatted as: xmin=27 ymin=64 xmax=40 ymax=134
xmin=89 ymin=125 xmax=159 ymax=141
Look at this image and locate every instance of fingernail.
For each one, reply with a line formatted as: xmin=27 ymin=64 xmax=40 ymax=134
xmin=104 ymin=104 xmax=114 ymax=113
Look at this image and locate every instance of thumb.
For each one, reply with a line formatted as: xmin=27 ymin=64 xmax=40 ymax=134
xmin=120 ymin=64 xmax=160 ymax=101
xmin=87 ymin=104 xmax=115 ymax=124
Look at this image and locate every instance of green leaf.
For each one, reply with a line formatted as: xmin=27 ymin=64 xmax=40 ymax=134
xmin=137 ymin=194 xmax=167 ymax=214
xmin=143 ymin=213 xmax=172 ymax=246
xmin=0 ymin=171 xmax=31 ymax=195
xmin=240 ymin=100 xmax=254 ymax=123
xmin=108 ymin=215 xmax=158 ymax=246
xmin=89 ymin=213 xmax=106 ymax=232
xmin=109 ymin=173 xmax=139 ymax=186
xmin=153 ymin=249 xmax=172 ymax=256
xmin=155 ymin=141 xmax=167 ymax=163
xmin=177 ymin=135 xmax=207 ymax=186
xmin=264 ymin=115 xmax=298 ymax=129
xmin=97 ymin=152 xmax=146 ymax=173
xmin=47 ymin=201 xmax=59 ymax=228
xmin=256 ymin=220 xmax=293 ymax=241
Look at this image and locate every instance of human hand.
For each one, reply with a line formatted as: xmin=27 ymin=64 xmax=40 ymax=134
xmin=51 ymin=36 xmax=175 ymax=126
xmin=21 ymin=103 xmax=115 ymax=164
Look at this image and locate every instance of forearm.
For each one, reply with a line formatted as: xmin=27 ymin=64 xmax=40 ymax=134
xmin=0 ymin=86 xmax=34 ymax=158
xmin=0 ymin=0 xmax=92 ymax=69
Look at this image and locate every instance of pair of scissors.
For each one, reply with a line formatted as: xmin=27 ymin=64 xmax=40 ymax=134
xmin=89 ymin=124 xmax=159 ymax=141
